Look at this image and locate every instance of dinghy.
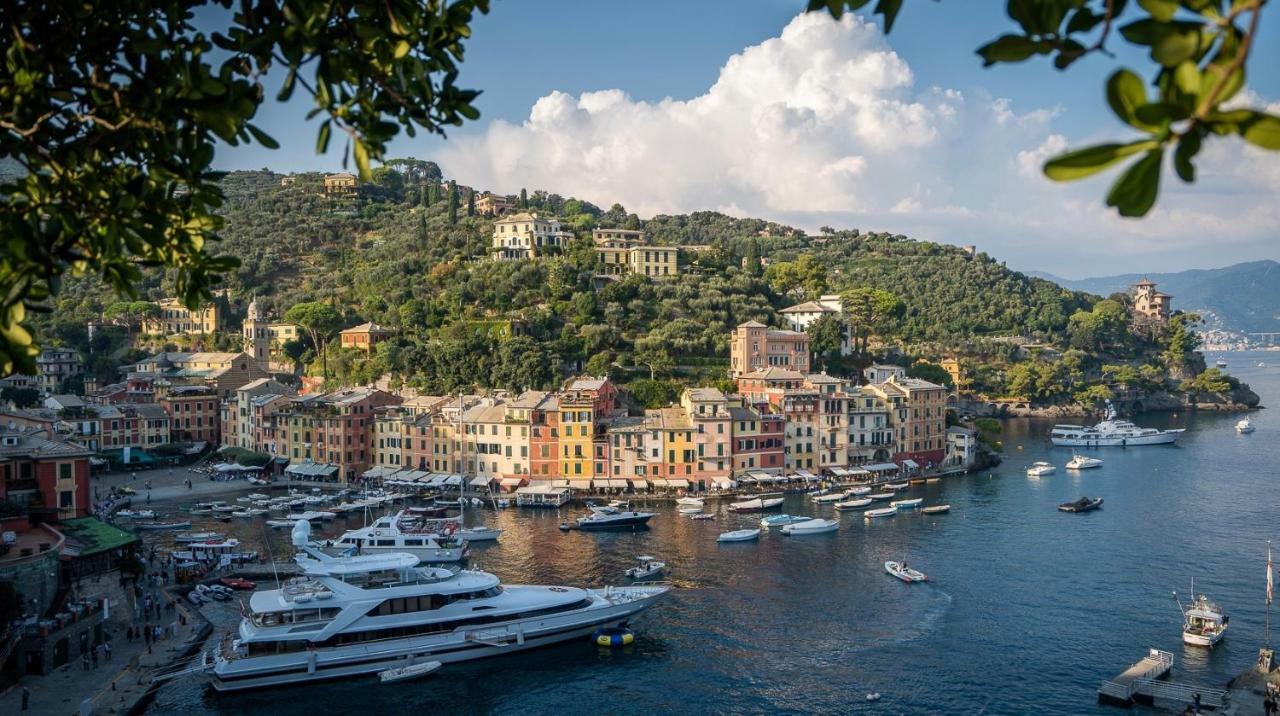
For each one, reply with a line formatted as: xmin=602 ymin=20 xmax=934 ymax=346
xmin=717 ymin=529 xmax=761 ymax=543
xmin=834 ymin=498 xmax=873 ymax=511
xmin=864 ymin=507 xmax=898 ymax=519
xmin=885 ymin=560 xmax=928 ymax=582
xmin=780 ymin=518 xmax=838 ymax=536
xmin=378 ymin=660 xmax=442 ymax=684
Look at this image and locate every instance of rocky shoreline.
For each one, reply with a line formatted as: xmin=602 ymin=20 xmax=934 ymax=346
xmin=958 ymin=390 xmax=1261 ymax=420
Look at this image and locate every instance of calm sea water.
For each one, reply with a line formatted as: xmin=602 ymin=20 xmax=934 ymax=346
xmin=149 ymin=351 xmax=1278 ymax=715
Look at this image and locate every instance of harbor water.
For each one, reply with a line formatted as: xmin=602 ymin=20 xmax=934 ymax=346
xmin=149 ymin=352 xmax=1278 ymax=715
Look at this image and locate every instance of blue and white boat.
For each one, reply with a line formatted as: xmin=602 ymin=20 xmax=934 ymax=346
xmin=759 ymin=514 xmax=809 ymax=528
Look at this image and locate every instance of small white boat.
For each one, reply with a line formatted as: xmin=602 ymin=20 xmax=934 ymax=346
xmin=864 ymin=507 xmax=898 ymax=519
xmin=1065 ymin=454 xmax=1103 ymax=470
xmin=675 ymin=497 xmax=704 ymax=508
xmin=1182 ymin=592 xmax=1228 ymax=647
xmin=921 ymin=504 xmax=951 ymax=515
xmin=115 ymin=509 xmax=157 ymax=519
xmin=759 ymin=514 xmax=809 ymax=528
xmin=717 ymin=529 xmax=761 ymax=543
xmin=457 ymin=526 xmax=503 ymax=542
xmin=175 ymin=532 xmax=223 ymax=543
xmin=844 ymin=486 xmax=872 ymax=495
xmin=811 ymin=492 xmax=849 ymax=504
xmin=885 ymin=482 xmax=909 ymax=491
xmin=690 ymin=513 xmax=716 ymax=520
xmin=868 ymin=492 xmax=895 ymax=501
xmin=1215 ymin=357 xmax=1228 ymax=368
xmin=625 ymin=556 xmax=666 ymax=579
xmin=728 ymin=495 xmax=785 ymax=512
xmin=780 ymin=518 xmax=838 ymax=536
xmin=885 ymin=560 xmax=928 ymax=582
xmin=677 ymin=506 xmax=703 ymax=515
xmin=378 ymin=660 xmax=442 ymax=684
xmin=890 ymin=498 xmax=922 ymax=510
xmin=1026 ymin=461 xmax=1056 ymax=477
xmin=1236 ymin=418 xmax=1255 ymax=434
xmin=834 ymin=498 xmax=873 ymax=511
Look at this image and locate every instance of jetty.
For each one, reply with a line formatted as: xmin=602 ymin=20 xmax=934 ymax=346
xmin=1098 ymin=648 xmax=1229 ymax=710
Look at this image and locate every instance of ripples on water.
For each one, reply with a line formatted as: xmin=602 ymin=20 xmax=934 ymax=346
xmin=150 ymin=353 xmax=1278 ymax=715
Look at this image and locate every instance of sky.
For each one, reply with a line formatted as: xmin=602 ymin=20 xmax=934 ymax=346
xmin=215 ymin=0 xmax=1280 ymax=278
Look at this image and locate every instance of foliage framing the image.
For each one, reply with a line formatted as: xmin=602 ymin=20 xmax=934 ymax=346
xmin=0 ymin=0 xmax=489 ymax=374
xmin=808 ymin=0 xmax=1278 ymax=217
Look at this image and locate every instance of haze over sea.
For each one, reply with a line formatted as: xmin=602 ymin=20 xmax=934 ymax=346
xmin=151 ymin=352 xmax=1278 ymax=715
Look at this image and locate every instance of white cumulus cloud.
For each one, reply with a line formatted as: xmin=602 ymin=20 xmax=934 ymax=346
xmin=439 ymin=12 xmax=1278 ymax=277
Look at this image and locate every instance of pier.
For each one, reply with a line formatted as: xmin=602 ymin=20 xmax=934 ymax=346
xmin=1098 ymin=648 xmax=1229 ymax=710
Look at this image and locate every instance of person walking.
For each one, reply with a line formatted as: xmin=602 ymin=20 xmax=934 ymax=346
xmin=21 ymin=686 xmax=29 ymax=711
xmin=104 ymin=641 xmax=112 ymax=661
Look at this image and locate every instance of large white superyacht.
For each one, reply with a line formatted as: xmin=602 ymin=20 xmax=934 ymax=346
xmin=200 ymin=522 xmax=669 ymax=691
xmin=1049 ymin=402 xmax=1183 ymax=447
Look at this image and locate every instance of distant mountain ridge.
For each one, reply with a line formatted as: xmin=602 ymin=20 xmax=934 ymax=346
xmin=1029 ymin=260 xmax=1280 ymax=335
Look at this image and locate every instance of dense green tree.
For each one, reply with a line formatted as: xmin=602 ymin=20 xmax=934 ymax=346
xmin=448 ymin=180 xmax=459 ymax=224
xmin=466 ymin=189 xmax=475 ymax=217
xmin=634 ymin=347 xmax=674 ymax=380
xmin=766 ymin=254 xmax=828 ymax=299
xmin=743 ymin=239 xmax=763 ymax=278
xmin=629 ymin=378 xmax=681 ymax=409
xmin=808 ymin=314 xmax=845 ymax=371
xmin=284 ymin=302 xmax=344 ymax=380
xmin=908 ymin=361 xmax=953 ymax=388
xmin=519 ymin=188 xmax=529 ymax=209
xmin=840 ymin=287 xmax=905 ymax=355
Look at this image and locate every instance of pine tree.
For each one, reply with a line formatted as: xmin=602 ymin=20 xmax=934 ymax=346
xmin=519 ymin=188 xmax=528 ymax=209
xmin=447 ymin=180 xmax=458 ymax=224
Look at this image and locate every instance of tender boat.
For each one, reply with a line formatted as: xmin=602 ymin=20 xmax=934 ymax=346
xmin=576 ymin=505 xmax=657 ymax=531
xmin=625 ymin=556 xmax=666 ymax=580
xmin=864 ymin=507 xmax=898 ymax=519
xmin=677 ymin=506 xmax=703 ymax=515
xmin=890 ymin=498 xmax=922 ymax=510
xmin=221 ymin=577 xmax=256 ymax=590
xmin=1026 ymin=462 xmax=1055 ymax=477
xmin=868 ymin=492 xmax=895 ymax=501
xmin=197 ymin=521 xmax=668 ymax=691
xmin=1058 ymin=496 xmax=1103 ymax=513
xmin=759 ymin=514 xmax=809 ymax=528
xmin=834 ymin=498 xmax=873 ymax=511
xmin=885 ymin=482 xmax=909 ymax=491
xmin=176 ymin=532 xmax=225 ymax=543
xmin=457 ymin=526 xmax=502 ymax=543
xmin=1050 ymin=402 xmax=1183 ymax=446
xmin=1236 ymin=418 xmax=1255 ymax=434
xmin=728 ymin=495 xmax=785 ymax=512
xmin=1065 ymin=454 xmax=1103 ymax=470
xmin=116 ymin=509 xmax=157 ymax=519
xmin=134 ymin=521 xmax=191 ymax=530
xmin=675 ymin=497 xmax=704 ymax=508
xmin=321 ymin=512 xmax=469 ymax=562
xmin=811 ymin=490 xmax=856 ymax=504
xmin=921 ymin=505 xmax=951 ymax=514
xmin=690 ymin=513 xmax=716 ymax=521
xmin=844 ymin=486 xmax=872 ymax=496
xmin=717 ymin=529 xmax=761 ymax=543
xmin=885 ymin=561 xmax=927 ymax=582
xmin=378 ymin=660 xmax=442 ymax=684
xmin=1180 ymin=589 xmax=1228 ymax=647
xmin=1215 ymin=357 xmax=1228 ymax=368
xmin=780 ymin=518 xmax=838 ymax=536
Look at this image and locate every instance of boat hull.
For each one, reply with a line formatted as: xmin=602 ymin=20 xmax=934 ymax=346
xmin=1182 ymin=630 xmax=1225 ymax=647
xmin=577 ymin=515 xmax=654 ymax=530
xmin=1051 ymin=432 xmax=1180 ymax=447
xmin=206 ymin=589 xmax=665 ymax=692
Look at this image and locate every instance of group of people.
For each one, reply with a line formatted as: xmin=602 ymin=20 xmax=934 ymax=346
xmin=78 ymin=640 xmax=112 ymax=670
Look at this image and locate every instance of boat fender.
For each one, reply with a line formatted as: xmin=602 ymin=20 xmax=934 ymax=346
xmin=593 ymin=627 xmax=634 ymax=647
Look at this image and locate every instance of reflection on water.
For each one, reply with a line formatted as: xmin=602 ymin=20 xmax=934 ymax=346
xmin=148 ymin=353 xmax=1279 ymax=716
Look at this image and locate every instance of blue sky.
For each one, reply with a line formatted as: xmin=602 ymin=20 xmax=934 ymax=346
xmin=218 ymin=1 xmax=1280 ymax=278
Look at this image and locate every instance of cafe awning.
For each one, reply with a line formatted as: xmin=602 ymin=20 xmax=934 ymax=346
xmin=568 ymin=480 xmax=593 ymax=491
xmin=666 ymin=479 xmax=690 ymax=488
xmin=470 ymin=476 xmax=492 ymax=487
xmin=500 ymin=477 xmax=524 ymax=487
xmin=902 ymin=459 xmax=920 ymax=469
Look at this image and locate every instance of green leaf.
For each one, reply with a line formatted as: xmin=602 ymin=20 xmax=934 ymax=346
xmin=316 ymin=121 xmax=332 ymax=154
xmin=1151 ymin=21 xmax=1205 ymax=67
xmin=1106 ymin=149 xmax=1164 ymax=217
xmin=1171 ymin=61 xmax=1201 ymax=98
xmin=1120 ymin=19 xmax=1161 ymax=45
xmin=976 ymin=35 xmax=1043 ymax=66
xmin=1137 ymin=0 xmax=1179 ymax=22
xmin=1173 ymin=130 xmax=1202 ymax=182
xmin=1065 ymin=7 xmax=1104 ymax=34
xmin=875 ymin=0 xmax=903 ymax=32
xmin=245 ymin=124 xmax=280 ymax=150
xmin=1133 ymin=102 xmax=1189 ymax=125
xmin=352 ymin=139 xmax=372 ymax=180
xmin=1106 ymin=69 xmax=1158 ymax=131
xmin=278 ymin=68 xmax=297 ymax=102
xmin=1240 ymin=113 xmax=1280 ymax=150
xmin=1043 ymin=140 xmax=1159 ymax=181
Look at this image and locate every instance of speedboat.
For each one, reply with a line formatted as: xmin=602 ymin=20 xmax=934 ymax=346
xmin=1058 ymin=496 xmax=1103 ymax=513
xmin=1026 ymin=462 xmax=1056 ymax=477
xmin=834 ymin=498 xmax=873 ymax=511
xmin=1065 ymin=454 xmax=1103 ymax=470
xmin=759 ymin=514 xmax=808 ymax=528
xmin=677 ymin=506 xmax=703 ymax=515
xmin=457 ymin=526 xmax=502 ymax=542
xmin=890 ymin=498 xmax=922 ymax=510
xmin=811 ymin=491 xmax=852 ymax=504
xmin=221 ymin=577 xmax=256 ymax=590
xmin=844 ymin=486 xmax=872 ymax=496
xmin=625 ymin=556 xmax=666 ymax=579
xmin=728 ymin=495 xmax=785 ymax=512
xmin=885 ymin=561 xmax=927 ymax=582
xmin=921 ymin=504 xmax=951 ymax=515
xmin=196 ymin=521 xmax=669 ymax=691
xmin=717 ymin=529 xmax=761 ymax=542
xmin=675 ymin=497 xmax=704 ymax=508
xmin=321 ymin=512 xmax=468 ymax=562
xmin=576 ymin=506 xmax=657 ymax=530
xmin=1181 ymin=588 xmax=1228 ymax=647
xmin=780 ymin=518 xmax=838 ymax=536
xmin=1050 ymin=401 xmax=1183 ymax=446
xmin=868 ymin=492 xmax=895 ymax=501
xmin=864 ymin=507 xmax=898 ymax=519
xmin=1236 ymin=418 xmax=1255 ymax=434
xmin=885 ymin=482 xmax=909 ymax=491
xmin=379 ymin=660 xmax=442 ymax=684
xmin=1215 ymin=357 xmax=1228 ymax=368
xmin=176 ymin=532 xmax=224 ymax=543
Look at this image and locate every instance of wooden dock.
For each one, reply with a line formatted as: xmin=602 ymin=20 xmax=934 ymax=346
xmin=1098 ymin=648 xmax=1230 ymax=710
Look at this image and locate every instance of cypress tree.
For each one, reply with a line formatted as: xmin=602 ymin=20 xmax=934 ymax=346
xmin=447 ymin=180 xmax=458 ymax=224
xmin=466 ymin=190 xmax=475 ymax=217
xmin=519 ymin=188 xmax=528 ymax=209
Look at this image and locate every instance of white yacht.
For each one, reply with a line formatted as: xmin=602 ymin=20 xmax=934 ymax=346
xmin=1181 ymin=592 xmax=1228 ymax=647
xmin=1065 ymin=454 xmax=1103 ymax=470
xmin=574 ymin=505 xmax=656 ymax=530
xmin=199 ymin=522 xmax=669 ymax=691
xmin=1026 ymin=462 xmax=1056 ymax=477
xmin=1050 ymin=403 xmax=1183 ymax=447
xmin=1236 ymin=417 xmax=1256 ymax=434
xmin=321 ymin=512 xmax=468 ymax=563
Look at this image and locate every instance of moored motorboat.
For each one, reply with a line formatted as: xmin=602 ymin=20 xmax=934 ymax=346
xmin=134 ymin=521 xmax=191 ymax=530
xmin=677 ymin=506 xmax=703 ymax=515
xmin=885 ymin=560 xmax=927 ymax=582
xmin=885 ymin=482 xmax=909 ymax=491
xmin=717 ymin=529 xmax=761 ymax=543
xmin=780 ymin=518 xmax=838 ymax=536
xmin=1065 ymin=454 xmax=1104 ymax=470
xmin=690 ymin=513 xmax=716 ymax=520
xmin=1026 ymin=462 xmax=1055 ymax=477
xmin=728 ymin=494 xmax=785 ymax=512
xmin=844 ymin=486 xmax=872 ymax=495
xmin=1236 ymin=418 xmax=1255 ymax=434
xmin=625 ymin=556 xmax=666 ymax=580
xmin=577 ymin=505 xmax=657 ymax=531
xmin=378 ymin=660 xmax=442 ymax=684
xmin=864 ymin=507 xmax=897 ymax=519
xmin=176 ymin=532 xmax=224 ymax=543
xmin=1058 ymin=496 xmax=1103 ymax=513
xmin=675 ymin=497 xmax=704 ymax=508
xmin=457 ymin=526 xmax=502 ymax=542
xmin=759 ymin=514 xmax=808 ymax=528
xmin=921 ymin=504 xmax=951 ymax=514
xmin=834 ymin=498 xmax=873 ymax=511
xmin=1180 ymin=588 xmax=1228 ymax=647
xmin=890 ymin=498 xmax=922 ymax=510
xmin=868 ymin=492 xmax=895 ymax=501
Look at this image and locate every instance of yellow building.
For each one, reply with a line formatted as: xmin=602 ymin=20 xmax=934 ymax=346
xmin=645 ymin=406 xmax=697 ymax=481
xmin=558 ymin=391 xmax=597 ymax=478
xmin=591 ymin=229 xmax=679 ymax=278
xmin=142 ymin=297 xmax=220 ymax=335
xmin=491 ymin=212 xmax=573 ymax=260
xmin=475 ymin=192 xmax=515 ymax=216
xmin=324 ymin=172 xmax=358 ymax=195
